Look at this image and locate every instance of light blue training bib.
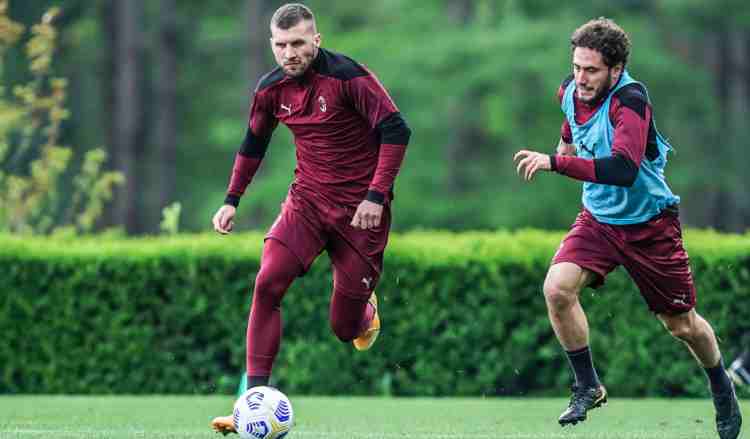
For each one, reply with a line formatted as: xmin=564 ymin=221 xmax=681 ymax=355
xmin=561 ymin=70 xmax=680 ymax=225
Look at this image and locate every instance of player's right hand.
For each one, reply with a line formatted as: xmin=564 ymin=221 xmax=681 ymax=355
xmin=514 ymin=149 xmax=551 ymax=181
xmin=212 ymin=205 xmax=236 ymax=235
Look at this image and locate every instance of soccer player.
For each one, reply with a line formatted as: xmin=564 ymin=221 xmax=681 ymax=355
xmin=210 ymin=3 xmax=410 ymax=434
xmin=513 ymin=18 xmax=741 ymax=439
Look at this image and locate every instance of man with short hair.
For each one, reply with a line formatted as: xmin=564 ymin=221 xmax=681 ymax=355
xmin=210 ymin=3 xmax=410 ymax=434
xmin=514 ymin=17 xmax=741 ymax=439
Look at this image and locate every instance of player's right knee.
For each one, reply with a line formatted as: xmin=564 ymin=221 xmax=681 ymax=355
xmin=543 ymin=277 xmax=579 ymax=310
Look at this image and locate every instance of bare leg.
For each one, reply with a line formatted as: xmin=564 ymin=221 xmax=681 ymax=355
xmin=543 ymin=262 xmax=596 ymax=351
xmin=657 ymin=310 xmax=720 ymax=368
xmin=659 ymin=310 xmax=742 ymax=439
xmin=545 ymin=262 xmax=607 ymax=426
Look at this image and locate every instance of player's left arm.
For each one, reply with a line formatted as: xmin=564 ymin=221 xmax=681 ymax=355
xmin=515 ymin=87 xmax=651 ymax=184
xmin=346 ymin=68 xmax=412 ymax=229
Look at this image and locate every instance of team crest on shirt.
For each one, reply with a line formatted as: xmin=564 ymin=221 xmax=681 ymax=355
xmin=318 ymin=95 xmax=327 ymax=113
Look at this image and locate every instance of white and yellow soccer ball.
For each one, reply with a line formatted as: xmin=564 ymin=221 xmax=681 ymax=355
xmin=233 ymin=386 xmax=294 ymax=439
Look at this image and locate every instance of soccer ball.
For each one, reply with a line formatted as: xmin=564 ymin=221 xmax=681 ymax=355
xmin=233 ymin=386 xmax=294 ymax=439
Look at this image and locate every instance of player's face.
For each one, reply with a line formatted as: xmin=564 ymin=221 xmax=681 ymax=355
xmin=572 ymin=47 xmax=622 ymax=104
xmin=270 ymin=21 xmax=320 ymax=78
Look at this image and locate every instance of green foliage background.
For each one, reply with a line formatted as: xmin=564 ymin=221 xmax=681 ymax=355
xmin=2 ymin=0 xmax=750 ymax=399
xmin=1 ymin=230 xmax=748 ymax=396
xmin=3 ymin=0 xmax=747 ymax=233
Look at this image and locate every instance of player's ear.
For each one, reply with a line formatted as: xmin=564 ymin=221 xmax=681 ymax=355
xmin=612 ymin=63 xmax=624 ymax=81
xmin=313 ymin=33 xmax=321 ymax=48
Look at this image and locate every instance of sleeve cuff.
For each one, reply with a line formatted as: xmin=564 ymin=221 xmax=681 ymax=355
xmin=224 ymin=194 xmax=241 ymax=207
xmin=365 ymin=190 xmax=385 ymax=205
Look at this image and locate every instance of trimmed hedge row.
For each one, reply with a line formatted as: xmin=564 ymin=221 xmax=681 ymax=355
xmin=1 ymin=230 xmax=749 ymax=396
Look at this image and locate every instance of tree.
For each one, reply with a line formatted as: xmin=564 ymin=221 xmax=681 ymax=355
xmin=104 ymin=0 xmax=145 ymax=233
xmin=0 ymin=2 xmax=122 ymax=234
xmin=155 ymin=0 xmax=179 ymax=219
xmin=655 ymin=0 xmax=750 ymax=231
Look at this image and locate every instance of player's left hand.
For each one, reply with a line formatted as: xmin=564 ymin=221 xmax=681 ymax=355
xmin=351 ymin=200 xmax=383 ymax=230
xmin=514 ymin=149 xmax=552 ymax=181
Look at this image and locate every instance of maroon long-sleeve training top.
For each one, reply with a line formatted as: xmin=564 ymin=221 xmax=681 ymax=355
xmin=224 ymin=48 xmax=411 ymax=208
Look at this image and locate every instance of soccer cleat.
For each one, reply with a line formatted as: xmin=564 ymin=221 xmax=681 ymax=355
xmin=713 ymin=382 xmax=742 ymax=439
xmin=210 ymin=415 xmax=237 ymax=436
xmin=353 ymin=292 xmax=380 ymax=351
xmin=727 ymin=357 xmax=750 ymax=386
xmin=558 ymin=384 xmax=607 ymax=426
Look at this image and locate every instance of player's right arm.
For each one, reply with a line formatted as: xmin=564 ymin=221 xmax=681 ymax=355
xmin=213 ymin=85 xmax=278 ymax=235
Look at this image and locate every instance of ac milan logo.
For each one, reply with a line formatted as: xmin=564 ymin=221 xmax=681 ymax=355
xmin=318 ymin=95 xmax=327 ymax=113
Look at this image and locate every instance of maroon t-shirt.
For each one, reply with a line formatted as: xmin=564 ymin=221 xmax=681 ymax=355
xmin=551 ymin=75 xmax=655 ymax=185
xmin=225 ymin=48 xmax=411 ymax=208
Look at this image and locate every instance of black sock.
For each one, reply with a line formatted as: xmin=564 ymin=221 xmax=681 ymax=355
xmin=705 ymin=358 xmax=732 ymax=395
xmin=566 ymin=346 xmax=600 ymax=389
xmin=247 ymin=375 xmax=270 ymax=389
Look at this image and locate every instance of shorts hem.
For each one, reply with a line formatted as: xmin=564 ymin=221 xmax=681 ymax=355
xmin=264 ymin=235 xmax=311 ymax=277
xmin=551 ymin=258 xmax=607 ymax=289
xmin=647 ymin=303 xmax=695 ymax=316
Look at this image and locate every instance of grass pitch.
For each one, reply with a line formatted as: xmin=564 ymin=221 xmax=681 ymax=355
xmin=0 ymin=395 xmax=743 ymax=438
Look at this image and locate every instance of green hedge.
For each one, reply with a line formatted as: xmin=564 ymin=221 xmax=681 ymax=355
xmin=1 ymin=230 xmax=749 ymax=397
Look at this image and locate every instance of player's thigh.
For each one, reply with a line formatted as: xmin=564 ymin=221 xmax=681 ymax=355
xmin=623 ymin=213 xmax=696 ymax=315
xmin=550 ymin=210 xmax=621 ymax=290
xmin=545 ymin=262 xmax=598 ymax=296
xmin=327 ymin=209 xmax=391 ymax=299
xmin=266 ymin=197 xmax=327 ymax=273
xmin=328 ymin=239 xmax=382 ymax=300
xmin=255 ymin=238 xmax=304 ymax=293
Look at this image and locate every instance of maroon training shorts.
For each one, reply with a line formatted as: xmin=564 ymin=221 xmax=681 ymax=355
xmin=552 ymin=208 xmax=696 ymax=315
xmin=265 ymin=190 xmax=391 ymax=296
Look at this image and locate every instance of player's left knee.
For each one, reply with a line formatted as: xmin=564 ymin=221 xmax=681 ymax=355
xmin=667 ymin=324 xmax=694 ymax=342
xmin=329 ymin=316 xmax=358 ymax=342
xmin=660 ymin=312 xmax=698 ymax=341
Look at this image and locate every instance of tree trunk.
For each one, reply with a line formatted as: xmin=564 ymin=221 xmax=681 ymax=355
xmin=241 ymin=0 xmax=280 ymax=228
xmin=672 ymin=23 xmax=750 ymax=232
xmin=725 ymin=29 xmax=750 ymax=230
xmin=155 ymin=0 xmax=179 ymax=219
xmin=743 ymin=31 xmax=750 ymax=227
xmin=711 ymin=26 xmax=750 ymax=231
xmin=246 ymin=0 xmax=275 ymax=89
xmin=444 ymin=0 xmax=475 ymax=194
xmin=106 ymin=0 xmax=144 ymax=234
